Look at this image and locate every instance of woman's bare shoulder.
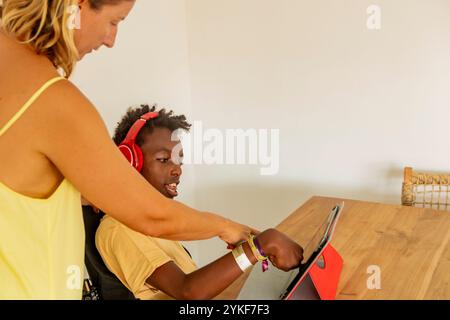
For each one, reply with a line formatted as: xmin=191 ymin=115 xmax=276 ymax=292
xmin=32 ymin=78 xmax=104 ymax=140
xmin=42 ymin=79 xmax=99 ymax=118
xmin=0 ymin=45 xmax=66 ymax=131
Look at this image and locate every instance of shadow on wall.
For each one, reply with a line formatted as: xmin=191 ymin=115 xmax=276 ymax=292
xmin=187 ymin=164 xmax=407 ymax=266
xmin=197 ymin=182 xmax=401 ymax=224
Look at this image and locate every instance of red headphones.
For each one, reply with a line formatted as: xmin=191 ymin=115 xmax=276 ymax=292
xmin=118 ymin=112 xmax=159 ymax=172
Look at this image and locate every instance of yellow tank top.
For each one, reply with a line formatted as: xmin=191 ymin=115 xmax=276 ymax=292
xmin=0 ymin=77 xmax=85 ymax=300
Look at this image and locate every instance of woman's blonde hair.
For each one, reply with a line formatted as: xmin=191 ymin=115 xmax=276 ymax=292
xmin=1 ymin=0 xmax=79 ymax=77
xmin=0 ymin=0 xmax=132 ymax=77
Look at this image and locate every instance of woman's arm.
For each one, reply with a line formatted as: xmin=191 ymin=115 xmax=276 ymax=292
xmin=36 ymin=80 xmax=251 ymax=243
xmin=146 ymin=229 xmax=304 ymax=300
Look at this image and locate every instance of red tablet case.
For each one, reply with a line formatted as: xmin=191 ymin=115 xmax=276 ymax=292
xmin=285 ymin=243 xmax=343 ymax=300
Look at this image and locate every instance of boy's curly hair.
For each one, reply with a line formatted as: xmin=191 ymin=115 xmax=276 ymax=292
xmin=112 ymin=104 xmax=192 ymax=146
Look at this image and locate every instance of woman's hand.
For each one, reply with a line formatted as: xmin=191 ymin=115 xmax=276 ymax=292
xmin=219 ymin=219 xmax=260 ymax=246
xmin=256 ymin=229 xmax=304 ymax=271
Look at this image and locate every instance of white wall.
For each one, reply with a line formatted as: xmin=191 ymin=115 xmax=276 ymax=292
xmin=73 ymin=0 xmax=450 ymax=267
xmin=185 ymin=0 xmax=450 ymax=265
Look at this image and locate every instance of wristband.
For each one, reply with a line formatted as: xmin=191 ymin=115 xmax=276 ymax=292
xmin=248 ymin=235 xmax=269 ymax=272
xmin=248 ymin=235 xmax=267 ymax=261
xmin=231 ymin=244 xmax=253 ymax=272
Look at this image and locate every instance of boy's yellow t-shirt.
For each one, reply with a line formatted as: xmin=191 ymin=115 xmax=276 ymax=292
xmin=95 ymin=215 xmax=198 ymax=300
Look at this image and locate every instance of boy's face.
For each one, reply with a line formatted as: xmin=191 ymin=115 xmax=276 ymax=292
xmin=140 ymin=127 xmax=183 ymax=199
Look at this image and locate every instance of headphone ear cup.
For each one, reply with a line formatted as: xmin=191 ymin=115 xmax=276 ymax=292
xmin=118 ymin=144 xmax=135 ymax=167
xmin=133 ymin=144 xmax=144 ymax=173
xmin=118 ymin=112 xmax=158 ymax=173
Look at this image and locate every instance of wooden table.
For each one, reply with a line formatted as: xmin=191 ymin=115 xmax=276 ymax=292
xmin=217 ymin=196 xmax=450 ymax=300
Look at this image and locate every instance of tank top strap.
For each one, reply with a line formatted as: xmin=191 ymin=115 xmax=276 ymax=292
xmin=0 ymin=76 xmax=66 ymax=137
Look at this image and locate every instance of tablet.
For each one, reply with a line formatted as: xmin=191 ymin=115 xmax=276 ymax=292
xmin=279 ymin=202 xmax=344 ymax=300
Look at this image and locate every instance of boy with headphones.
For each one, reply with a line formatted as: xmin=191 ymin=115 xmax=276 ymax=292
xmin=95 ymin=104 xmax=304 ymax=299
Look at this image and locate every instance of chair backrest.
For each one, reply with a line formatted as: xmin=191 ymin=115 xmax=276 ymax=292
xmin=82 ymin=206 xmax=136 ymax=300
xmin=401 ymin=167 xmax=450 ymax=211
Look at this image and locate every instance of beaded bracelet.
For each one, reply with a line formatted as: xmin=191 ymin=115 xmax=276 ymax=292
xmin=248 ymin=235 xmax=269 ymax=272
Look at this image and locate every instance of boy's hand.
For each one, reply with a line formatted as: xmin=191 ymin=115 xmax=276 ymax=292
xmin=256 ymin=229 xmax=304 ymax=271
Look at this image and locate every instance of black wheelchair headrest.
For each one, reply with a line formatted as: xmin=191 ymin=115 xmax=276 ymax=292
xmin=82 ymin=205 xmax=135 ymax=300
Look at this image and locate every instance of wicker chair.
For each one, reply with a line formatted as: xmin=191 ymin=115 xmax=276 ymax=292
xmin=401 ymin=167 xmax=450 ymax=210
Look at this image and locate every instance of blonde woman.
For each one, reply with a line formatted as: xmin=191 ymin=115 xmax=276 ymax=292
xmin=0 ymin=0 xmax=303 ymax=299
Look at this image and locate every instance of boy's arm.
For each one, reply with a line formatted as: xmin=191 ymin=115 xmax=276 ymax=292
xmin=146 ymin=241 xmax=258 ymax=300
xmin=147 ymin=229 xmax=304 ymax=300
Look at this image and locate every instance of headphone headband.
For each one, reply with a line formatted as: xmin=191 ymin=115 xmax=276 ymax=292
xmin=121 ymin=112 xmax=159 ymax=145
